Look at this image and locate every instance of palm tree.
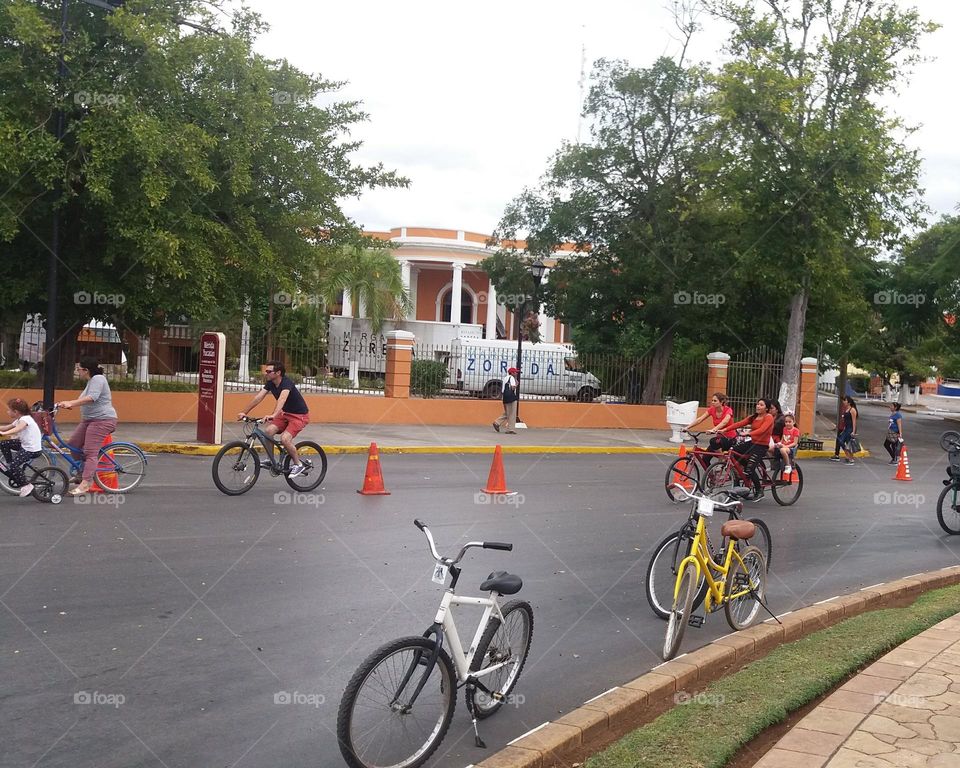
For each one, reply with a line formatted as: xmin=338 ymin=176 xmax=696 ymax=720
xmin=325 ymin=245 xmax=411 ymax=386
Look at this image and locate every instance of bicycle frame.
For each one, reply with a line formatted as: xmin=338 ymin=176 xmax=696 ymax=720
xmin=43 ymin=418 xmax=84 ymax=472
xmin=431 ymin=589 xmax=508 ymax=682
xmin=241 ymin=422 xmax=289 ymax=473
xmin=673 ymin=513 xmax=751 ymax=612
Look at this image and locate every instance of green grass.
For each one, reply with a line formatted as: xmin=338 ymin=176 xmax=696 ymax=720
xmin=586 ymin=584 xmax=960 ymax=768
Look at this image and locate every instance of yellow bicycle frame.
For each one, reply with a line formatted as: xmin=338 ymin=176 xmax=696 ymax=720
xmin=672 ymin=513 xmax=753 ymax=614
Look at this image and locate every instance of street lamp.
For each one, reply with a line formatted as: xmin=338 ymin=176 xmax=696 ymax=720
xmin=514 ymin=258 xmax=546 ymax=426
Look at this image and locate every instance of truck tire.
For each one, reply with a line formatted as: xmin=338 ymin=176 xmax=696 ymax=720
xmin=483 ymin=381 xmax=501 ymax=399
xmin=576 ymin=387 xmax=599 ymax=402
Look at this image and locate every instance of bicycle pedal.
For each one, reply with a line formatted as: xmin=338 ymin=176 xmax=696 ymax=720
xmin=688 ymin=615 xmax=704 ymax=628
xmin=734 ymin=572 xmax=750 ymax=587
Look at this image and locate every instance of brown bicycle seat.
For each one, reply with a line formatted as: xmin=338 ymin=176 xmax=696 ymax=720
xmin=721 ymin=519 xmax=756 ymax=541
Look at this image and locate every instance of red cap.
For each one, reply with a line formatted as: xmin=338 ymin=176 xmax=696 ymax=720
xmin=508 ymin=367 xmax=519 ymax=374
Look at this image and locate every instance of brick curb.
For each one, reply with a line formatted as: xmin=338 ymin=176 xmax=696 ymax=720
xmin=136 ymin=442 xmax=868 ymax=459
xmin=473 ymin=565 xmax=960 ymax=768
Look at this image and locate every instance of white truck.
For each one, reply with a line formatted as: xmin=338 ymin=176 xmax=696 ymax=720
xmin=327 ymin=316 xmax=483 ymax=375
xmin=447 ymin=338 xmax=602 ymax=401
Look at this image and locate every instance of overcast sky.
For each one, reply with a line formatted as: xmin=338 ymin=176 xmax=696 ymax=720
xmin=245 ymin=0 xmax=959 ymax=236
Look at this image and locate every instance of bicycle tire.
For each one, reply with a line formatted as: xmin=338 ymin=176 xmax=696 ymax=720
xmin=743 ymin=517 xmax=773 ymax=572
xmin=704 ymin=460 xmax=736 ymax=494
xmin=31 ymin=466 xmax=68 ymax=504
xmin=940 ymin=431 xmax=960 ymax=452
xmin=936 ymin=484 xmax=960 ymax=535
xmin=665 ymin=457 xmax=701 ymax=502
xmin=0 ymin=452 xmax=52 ymax=495
xmin=282 ymin=440 xmax=327 ymax=491
xmin=662 ymin=560 xmax=696 ymax=660
xmin=337 ymin=635 xmax=456 ymax=768
xmin=645 ymin=531 xmax=708 ymax=619
xmin=467 ymin=599 xmax=533 ymax=719
xmin=94 ymin=443 xmax=147 ymax=493
xmin=771 ymin=462 xmax=803 ymax=506
xmin=724 ymin=545 xmax=766 ymax=631
xmin=212 ymin=441 xmax=261 ymax=496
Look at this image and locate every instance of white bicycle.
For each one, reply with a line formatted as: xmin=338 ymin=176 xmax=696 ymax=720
xmin=336 ymin=519 xmax=534 ymax=768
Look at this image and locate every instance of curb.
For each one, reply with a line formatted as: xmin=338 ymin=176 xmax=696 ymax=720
xmin=136 ymin=442 xmax=869 ymax=459
xmin=474 ymin=565 xmax=960 ymax=768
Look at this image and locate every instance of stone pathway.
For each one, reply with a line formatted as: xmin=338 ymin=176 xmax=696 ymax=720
xmin=756 ymin=614 xmax=960 ymax=767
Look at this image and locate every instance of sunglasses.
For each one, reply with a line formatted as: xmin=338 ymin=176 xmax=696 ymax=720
xmin=265 ymin=369 xmax=276 ymax=374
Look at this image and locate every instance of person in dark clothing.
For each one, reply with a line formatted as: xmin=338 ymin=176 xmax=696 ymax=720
xmin=831 ymin=396 xmax=858 ymax=465
xmin=728 ymin=398 xmax=775 ymax=501
xmin=884 ymin=402 xmax=905 ymax=464
xmin=238 ymin=361 xmax=311 ymax=477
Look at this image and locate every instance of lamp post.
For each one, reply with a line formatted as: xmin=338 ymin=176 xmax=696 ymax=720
xmin=514 ymin=258 xmax=546 ymax=426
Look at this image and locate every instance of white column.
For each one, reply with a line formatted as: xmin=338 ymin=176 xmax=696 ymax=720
xmin=450 ymin=263 xmax=463 ymax=324
xmin=135 ymin=335 xmax=150 ymax=384
xmin=238 ymin=312 xmax=251 ymax=383
xmin=358 ymin=296 xmax=367 ymax=319
xmin=537 ymin=269 xmax=552 ymax=342
xmin=400 ymin=259 xmax=413 ymax=319
xmin=408 ymin=265 xmax=419 ymax=320
xmin=342 ymin=288 xmax=353 ymax=317
xmin=485 ymin=281 xmax=498 ymax=339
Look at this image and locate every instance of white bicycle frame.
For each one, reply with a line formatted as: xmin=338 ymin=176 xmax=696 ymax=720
xmin=434 ymin=589 xmax=509 ymax=683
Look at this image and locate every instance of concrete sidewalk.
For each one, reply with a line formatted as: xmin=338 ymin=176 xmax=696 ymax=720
xmin=756 ymin=614 xmax=960 ymax=767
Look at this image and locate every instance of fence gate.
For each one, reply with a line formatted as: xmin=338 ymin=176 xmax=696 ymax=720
xmin=726 ymin=346 xmax=784 ymax=418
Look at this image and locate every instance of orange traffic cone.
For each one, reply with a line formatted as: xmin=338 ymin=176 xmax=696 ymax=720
xmin=672 ymin=444 xmax=694 ymax=491
xmin=93 ymin=433 xmax=118 ymax=493
xmin=893 ymin=444 xmax=912 ymax=482
xmin=357 ymin=442 xmax=390 ymax=495
xmin=482 ymin=445 xmax=512 ymax=495
xmin=783 ymin=468 xmax=793 ymax=484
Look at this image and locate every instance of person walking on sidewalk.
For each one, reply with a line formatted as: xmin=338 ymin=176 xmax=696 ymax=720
xmin=238 ymin=361 xmax=310 ymax=477
xmin=493 ymin=367 xmax=519 ymax=435
xmin=55 ymin=356 xmax=117 ymax=496
xmin=831 ymin=395 xmax=858 ymax=465
xmin=884 ymin=402 xmax=905 ymax=465
xmin=0 ymin=397 xmax=43 ymax=497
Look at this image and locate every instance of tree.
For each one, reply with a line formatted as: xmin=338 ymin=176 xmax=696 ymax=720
xmin=489 ymin=50 xmax=738 ymax=403
xmin=708 ymin=0 xmax=933 ymax=409
xmin=0 ymin=0 xmax=406 ymax=382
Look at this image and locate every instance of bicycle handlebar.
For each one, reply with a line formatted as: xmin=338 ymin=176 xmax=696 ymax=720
xmin=667 ymin=483 xmax=743 ymax=510
xmin=413 ymin=519 xmax=513 ymax=564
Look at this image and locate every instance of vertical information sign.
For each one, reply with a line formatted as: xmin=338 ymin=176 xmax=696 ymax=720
xmin=197 ymin=331 xmax=226 ymax=444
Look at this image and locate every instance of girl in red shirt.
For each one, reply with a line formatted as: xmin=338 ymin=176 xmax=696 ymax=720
xmin=687 ymin=392 xmax=738 ymax=452
xmin=777 ymin=412 xmax=801 ymax=475
xmin=728 ymin=398 xmax=774 ymax=500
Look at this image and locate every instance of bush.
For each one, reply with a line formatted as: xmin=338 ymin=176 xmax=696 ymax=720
xmin=0 ymin=370 xmax=41 ymax=389
xmin=411 ymin=359 xmax=449 ymax=398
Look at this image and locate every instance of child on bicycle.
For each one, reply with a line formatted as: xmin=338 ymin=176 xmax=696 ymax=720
xmin=776 ymin=412 xmax=800 ymax=478
xmin=0 ymin=398 xmax=43 ymax=497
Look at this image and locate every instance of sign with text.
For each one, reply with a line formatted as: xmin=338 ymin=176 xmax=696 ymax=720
xmin=197 ymin=331 xmax=226 ymax=444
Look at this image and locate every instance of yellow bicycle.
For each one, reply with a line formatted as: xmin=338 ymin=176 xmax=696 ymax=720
xmin=663 ymin=485 xmax=768 ymax=660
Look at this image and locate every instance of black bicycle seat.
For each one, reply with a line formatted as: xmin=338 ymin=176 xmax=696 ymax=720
xmin=480 ymin=570 xmax=523 ymax=595
xmin=725 ymin=487 xmax=754 ymax=499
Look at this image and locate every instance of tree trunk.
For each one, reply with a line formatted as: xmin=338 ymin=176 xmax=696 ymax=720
xmin=778 ymin=287 xmax=809 ymax=411
xmin=641 ymin=327 xmax=675 ymax=405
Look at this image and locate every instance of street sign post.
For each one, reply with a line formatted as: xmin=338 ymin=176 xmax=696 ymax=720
xmin=197 ymin=331 xmax=226 ymax=444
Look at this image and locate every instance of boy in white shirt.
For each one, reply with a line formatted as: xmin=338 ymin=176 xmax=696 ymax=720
xmin=0 ymin=398 xmax=43 ymax=497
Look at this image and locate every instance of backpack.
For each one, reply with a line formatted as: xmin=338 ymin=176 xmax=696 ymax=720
xmin=30 ymin=407 xmax=52 ymax=436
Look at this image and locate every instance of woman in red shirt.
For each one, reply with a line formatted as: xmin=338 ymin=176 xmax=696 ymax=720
xmin=728 ymin=398 xmax=775 ymax=500
xmin=687 ymin=392 xmax=738 ymax=452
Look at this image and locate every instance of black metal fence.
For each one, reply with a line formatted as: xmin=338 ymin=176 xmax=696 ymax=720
xmin=726 ymin=345 xmax=785 ymax=418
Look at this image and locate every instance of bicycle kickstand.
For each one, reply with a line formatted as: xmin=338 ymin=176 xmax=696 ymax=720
xmin=464 ymin=680 xmax=487 ymax=748
xmin=755 ymin=591 xmax=782 ymax=625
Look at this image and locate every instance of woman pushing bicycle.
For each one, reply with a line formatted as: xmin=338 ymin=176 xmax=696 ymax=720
xmin=55 ymin=356 xmax=117 ymax=497
xmin=727 ymin=398 xmax=775 ymax=501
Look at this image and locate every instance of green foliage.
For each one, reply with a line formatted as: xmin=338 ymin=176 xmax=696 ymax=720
xmin=410 ymin=359 xmax=449 ymax=398
xmin=587 ymin=583 xmax=960 ymax=768
xmin=0 ymin=0 xmax=406 ymax=356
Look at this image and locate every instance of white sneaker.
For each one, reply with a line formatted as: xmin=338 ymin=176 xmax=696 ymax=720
xmin=288 ymin=464 xmax=305 ymax=478
xmin=783 ymin=465 xmax=792 ymax=474
xmin=19 ymin=483 xmax=34 ymax=498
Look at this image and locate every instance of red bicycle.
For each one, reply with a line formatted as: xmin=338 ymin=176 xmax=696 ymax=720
xmin=703 ymin=441 xmax=804 ymax=506
xmin=663 ymin=431 xmax=729 ymax=503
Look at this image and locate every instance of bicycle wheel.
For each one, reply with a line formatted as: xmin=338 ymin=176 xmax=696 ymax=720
xmin=31 ymin=466 xmax=68 ymax=504
xmin=940 ymin=431 xmax=960 ymax=452
xmin=212 ymin=441 xmax=261 ymax=496
xmin=936 ymin=484 xmax=960 ymax=535
xmin=337 ymin=636 xmax=456 ymax=768
xmin=663 ymin=560 xmax=696 ymax=661
xmin=724 ymin=545 xmax=766 ymax=631
xmin=665 ymin=456 xmax=701 ymax=502
xmin=0 ymin=452 xmax=52 ymax=495
xmin=466 ymin=599 xmax=533 ymax=718
xmin=743 ymin=518 xmax=773 ymax=571
xmin=94 ymin=443 xmax=146 ymax=493
xmin=282 ymin=440 xmax=327 ymax=491
xmin=704 ymin=461 xmax=735 ymax=493
xmin=771 ymin=462 xmax=803 ymax=506
xmin=645 ymin=531 xmax=708 ymax=619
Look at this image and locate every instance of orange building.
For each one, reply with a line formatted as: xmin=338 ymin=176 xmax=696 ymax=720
xmin=355 ymin=226 xmax=572 ymax=342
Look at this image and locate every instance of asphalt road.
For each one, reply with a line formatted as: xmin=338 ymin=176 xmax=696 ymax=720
xmin=2 ymin=406 xmax=957 ymax=768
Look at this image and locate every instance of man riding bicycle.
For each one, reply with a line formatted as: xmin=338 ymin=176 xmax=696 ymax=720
xmin=238 ymin=361 xmax=310 ymax=477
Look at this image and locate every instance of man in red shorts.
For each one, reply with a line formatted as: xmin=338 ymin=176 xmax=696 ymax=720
xmin=238 ymin=360 xmax=310 ymax=477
